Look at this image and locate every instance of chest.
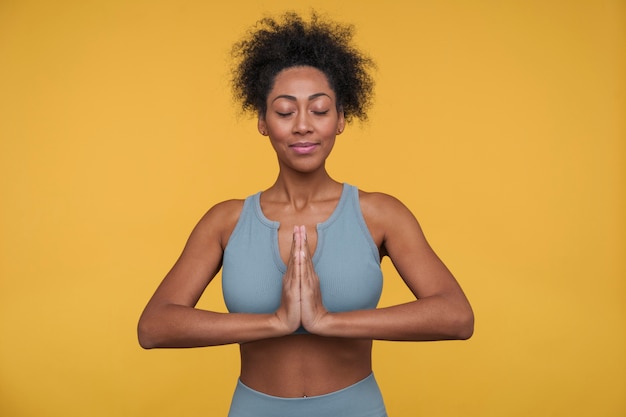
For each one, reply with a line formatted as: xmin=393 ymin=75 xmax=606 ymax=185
xmin=263 ymin=206 xmax=333 ymax=266
xmin=221 ymin=189 xmax=384 ymax=315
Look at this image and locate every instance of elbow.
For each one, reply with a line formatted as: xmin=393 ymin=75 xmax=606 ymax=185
xmin=137 ymin=332 xmax=154 ymax=350
xmin=137 ymin=315 xmax=159 ymax=349
xmin=452 ymin=305 xmax=474 ymax=340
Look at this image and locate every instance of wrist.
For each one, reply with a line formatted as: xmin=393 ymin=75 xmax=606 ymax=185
xmin=306 ymin=311 xmax=335 ymax=336
xmin=269 ymin=313 xmax=298 ymax=337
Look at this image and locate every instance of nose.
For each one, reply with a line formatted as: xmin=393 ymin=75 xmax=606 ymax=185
xmin=293 ymin=111 xmax=313 ymax=134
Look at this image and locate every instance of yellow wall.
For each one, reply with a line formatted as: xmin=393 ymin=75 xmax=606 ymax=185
xmin=1 ymin=1 xmax=624 ymax=416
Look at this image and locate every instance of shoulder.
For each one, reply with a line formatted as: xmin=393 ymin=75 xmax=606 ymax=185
xmin=205 ymin=198 xmax=246 ymax=219
xmin=193 ymin=198 xmax=246 ymax=249
xmin=357 ymin=188 xmax=416 ymax=222
xmin=356 ymin=188 xmax=422 ymax=252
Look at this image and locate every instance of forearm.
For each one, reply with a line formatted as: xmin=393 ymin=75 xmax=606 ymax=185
xmin=314 ymin=295 xmax=474 ymax=341
xmin=137 ymin=304 xmax=289 ymax=349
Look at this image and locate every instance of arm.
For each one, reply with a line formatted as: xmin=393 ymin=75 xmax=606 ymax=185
xmin=302 ymin=193 xmax=474 ymax=341
xmin=137 ymin=200 xmax=299 ymax=349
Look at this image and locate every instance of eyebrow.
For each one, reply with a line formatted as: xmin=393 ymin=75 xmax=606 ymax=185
xmin=271 ymin=92 xmax=331 ymax=103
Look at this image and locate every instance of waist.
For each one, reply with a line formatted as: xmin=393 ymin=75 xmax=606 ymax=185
xmin=229 ymin=373 xmax=387 ymax=417
xmin=239 ymin=334 xmax=373 ymax=397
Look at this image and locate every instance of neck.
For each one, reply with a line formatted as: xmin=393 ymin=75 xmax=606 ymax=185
xmin=266 ymin=169 xmax=341 ymax=206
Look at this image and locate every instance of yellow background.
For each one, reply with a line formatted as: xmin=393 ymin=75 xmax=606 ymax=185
xmin=1 ymin=0 xmax=624 ymax=416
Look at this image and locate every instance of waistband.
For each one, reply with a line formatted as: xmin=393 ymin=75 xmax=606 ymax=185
xmin=228 ymin=373 xmax=387 ymax=417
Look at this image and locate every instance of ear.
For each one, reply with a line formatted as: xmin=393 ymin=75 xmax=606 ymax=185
xmin=336 ymin=109 xmax=346 ymax=135
xmin=258 ymin=117 xmax=268 ymax=136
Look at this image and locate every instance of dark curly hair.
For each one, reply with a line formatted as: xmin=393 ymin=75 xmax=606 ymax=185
xmin=231 ymin=11 xmax=375 ymax=123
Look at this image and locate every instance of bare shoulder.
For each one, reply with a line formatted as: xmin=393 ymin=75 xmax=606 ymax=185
xmin=357 ymin=189 xmax=422 ymax=251
xmin=204 ymin=198 xmax=245 ymax=221
xmin=193 ymin=198 xmax=245 ymax=249
xmin=358 ymin=189 xmax=417 ymax=224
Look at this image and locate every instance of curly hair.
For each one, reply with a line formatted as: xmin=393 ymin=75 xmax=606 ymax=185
xmin=231 ymin=11 xmax=375 ymax=123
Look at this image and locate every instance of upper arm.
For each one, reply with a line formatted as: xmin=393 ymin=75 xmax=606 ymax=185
xmin=361 ymin=192 xmax=464 ymax=300
xmin=144 ymin=199 xmax=243 ymax=309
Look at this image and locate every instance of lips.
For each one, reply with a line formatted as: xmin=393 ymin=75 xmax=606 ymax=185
xmin=289 ymin=142 xmax=319 ymax=155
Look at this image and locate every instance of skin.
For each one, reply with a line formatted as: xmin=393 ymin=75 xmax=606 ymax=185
xmin=137 ymin=66 xmax=474 ymax=398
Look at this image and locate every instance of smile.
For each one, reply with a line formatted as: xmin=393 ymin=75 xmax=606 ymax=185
xmin=289 ymin=142 xmax=320 ymax=154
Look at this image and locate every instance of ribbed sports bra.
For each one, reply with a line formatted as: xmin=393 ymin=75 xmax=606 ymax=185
xmin=222 ymin=183 xmax=382 ymax=322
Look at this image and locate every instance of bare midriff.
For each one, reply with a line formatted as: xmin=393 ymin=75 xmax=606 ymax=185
xmin=239 ymin=334 xmax=373 ymax=398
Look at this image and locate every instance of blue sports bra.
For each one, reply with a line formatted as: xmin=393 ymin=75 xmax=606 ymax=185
xmin=222 ymin=184 xmax=383 ymax=325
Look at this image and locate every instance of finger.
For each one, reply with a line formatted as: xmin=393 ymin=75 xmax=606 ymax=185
xmin=299 ymin=225 xmax=308 ymax=262
xmin=292 ymin=225 xmax=299 ymax=257
xmin=286 ymin=226 xmax=298 ymax=272
xmin=300 ymin=226 xmax=315 ymax=276
xmin=299 ymin=225 xmax=305 ymax=255
xmin=296 ymin=226 xmax=306 ymax=266
xmin=292 ymin=226 xmax=303 ymax=286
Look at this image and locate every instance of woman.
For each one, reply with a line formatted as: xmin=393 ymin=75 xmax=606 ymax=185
xmin=138 ymin=11 xmax=473 ymax=417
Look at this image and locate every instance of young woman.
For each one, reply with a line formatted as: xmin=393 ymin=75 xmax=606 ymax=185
xmin=138 ymin=12 xmax=473 ymax=417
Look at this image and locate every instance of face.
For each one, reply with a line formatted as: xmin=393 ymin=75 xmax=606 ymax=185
xmin=258 ymin=66 xmax=345 ymax=174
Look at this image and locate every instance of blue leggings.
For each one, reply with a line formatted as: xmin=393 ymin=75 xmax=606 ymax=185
xmin=227 ymin=373 xmax=388 ymax=417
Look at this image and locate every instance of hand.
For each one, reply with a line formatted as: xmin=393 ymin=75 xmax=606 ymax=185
xmin=273 ymin=226 xmax=303 ymax=334
xmin=296 ymin=225 xmax=329 ymax=333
